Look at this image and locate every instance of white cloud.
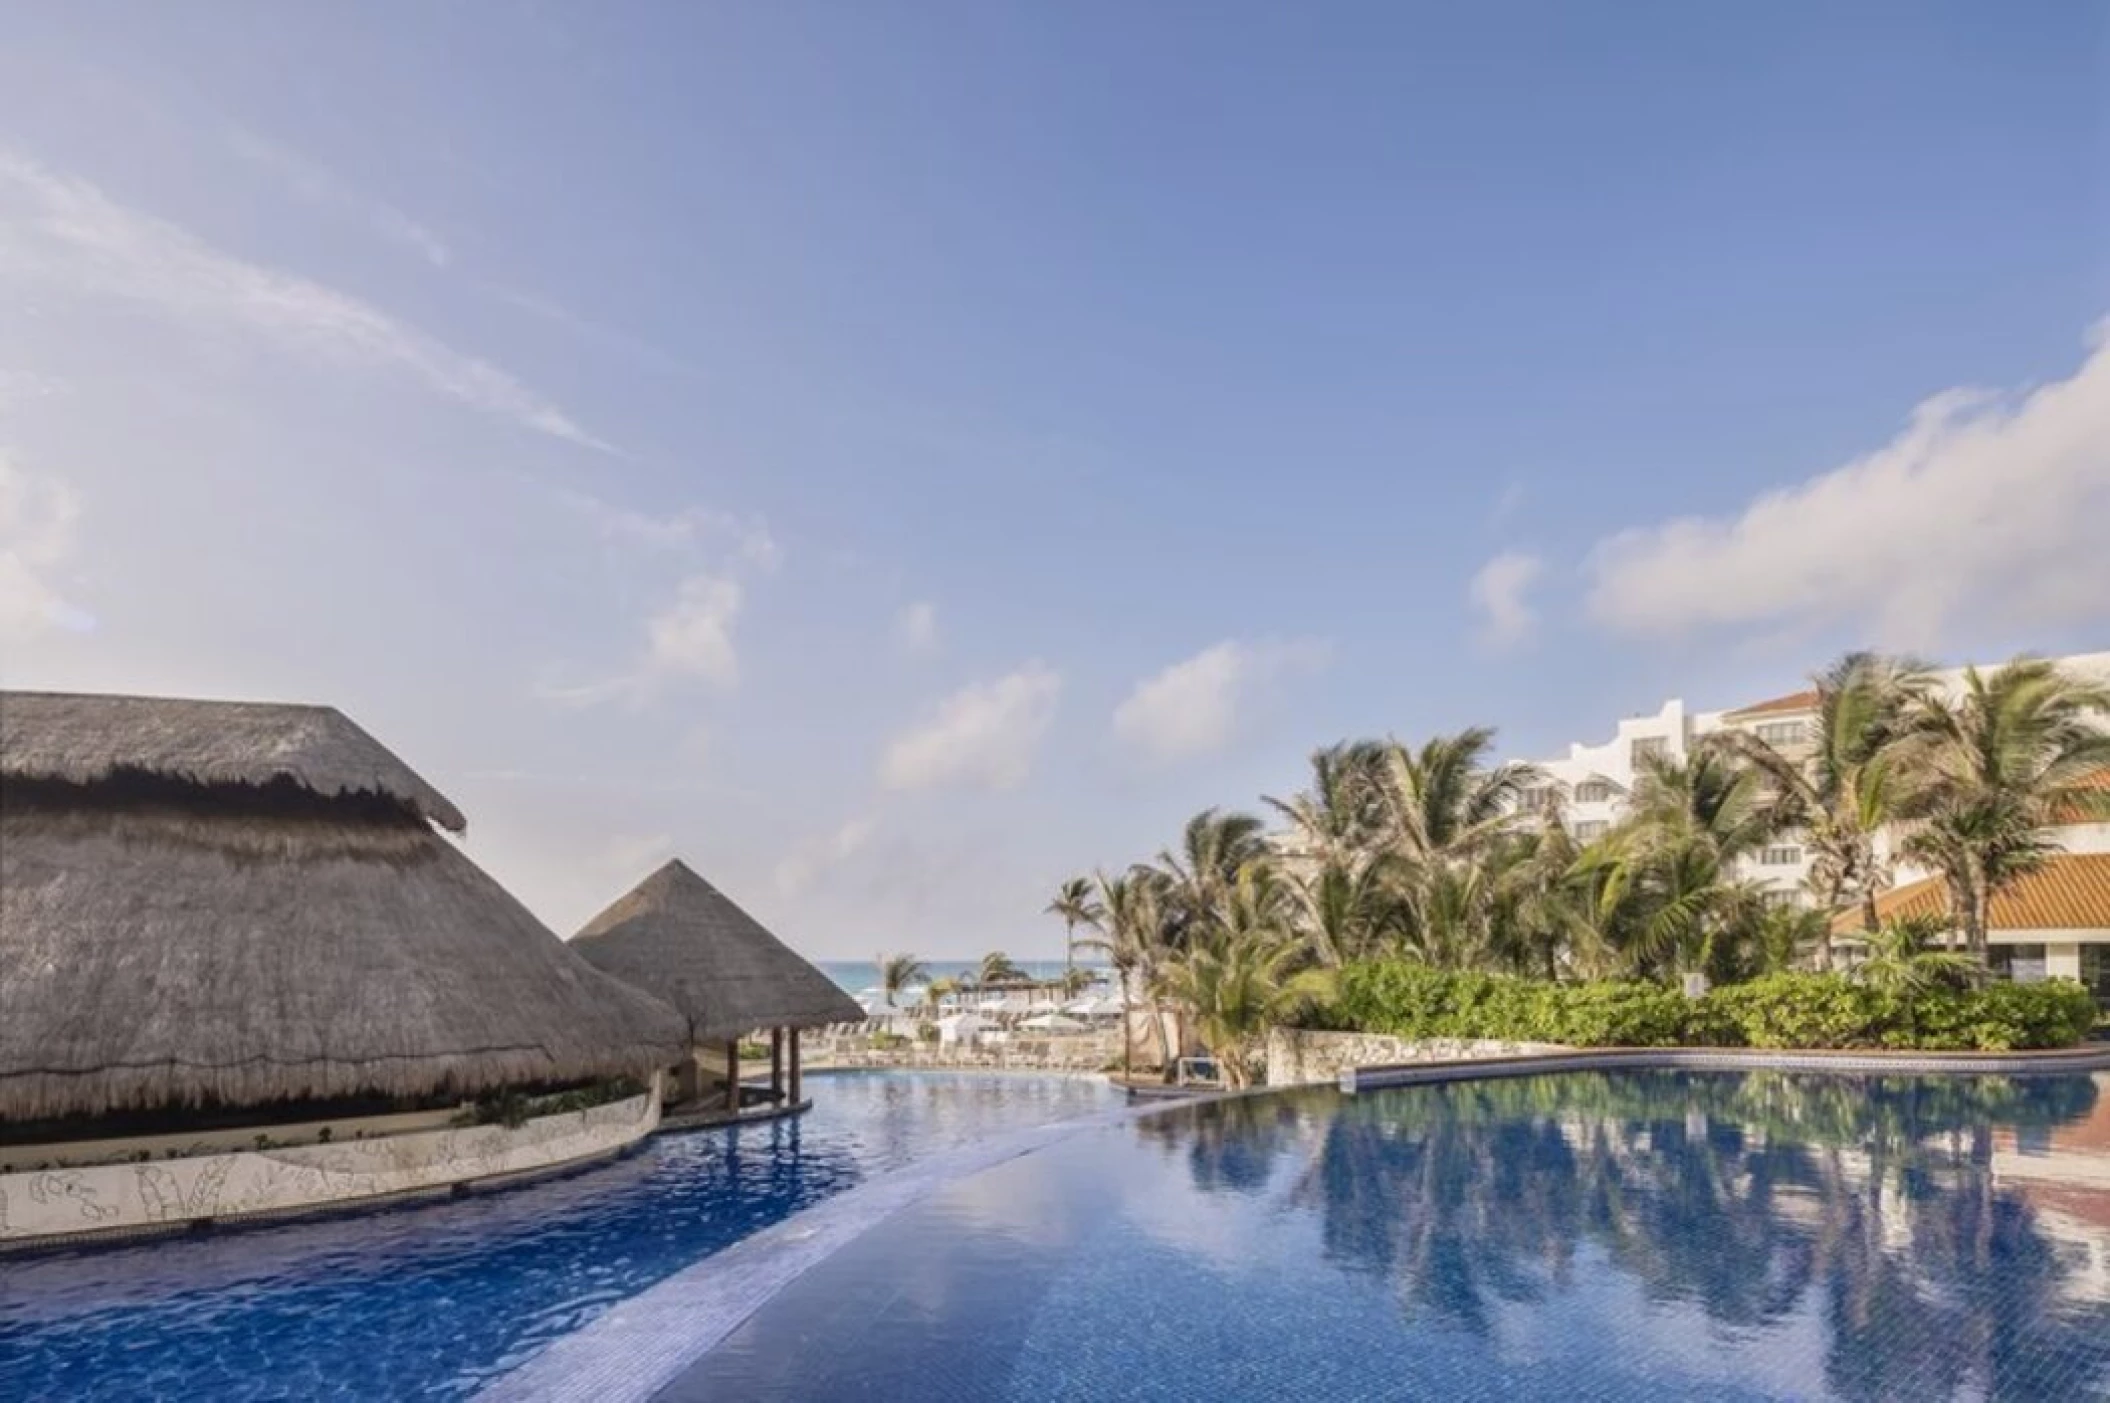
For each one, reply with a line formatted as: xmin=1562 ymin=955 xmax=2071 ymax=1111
xmin=538 ymin=572 xmax=744 ymax=707
xmin=1113 ymin=642 xmax=1247 ymax=762
xmin=896 ymin=600 xmax=939 ymax=654
xmin=774 ymin=815 xmax=879 ymax=896
xmin=538 ymin=491 xmax=780 ymax=710
xmin=0 ymin=450 xmax=91 ymax=644
xmin=225 ymin=127 xmax=452 ymax=267
xmin=881 ymin=662 xmax=1061 ymax=791
xmin=1587 ymin=328 xmax=2110 ymax=647
xmin=646 ymin=574 xmax=743 ymax=687
xmin=0 ymin=148 xmax=604 ymax=450
xmin=1469 ymin=551 xmax=1543 ymax=652
xmin=1113 ymin=639 xmax=1327 ymax=763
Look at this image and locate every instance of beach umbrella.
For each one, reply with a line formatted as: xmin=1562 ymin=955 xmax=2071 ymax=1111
xmin=937 ymin=1012 xmax=989 ymax=1045
xmin=1020 ymin=1012 xmax=1089 ymax=1033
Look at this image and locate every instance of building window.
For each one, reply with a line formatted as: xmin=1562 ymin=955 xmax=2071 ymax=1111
xmin=1572 ymin=819 xmax=1609 ymax=842
xmin=1754 ymin=720 xmax=1806 ymax=746
xmin=1575 ymin=780 xmax=1614 ymax=804
xmin=1760 ymin=845 xmax=1802 ymax=867
xmin=1761 ymin=888 xmax=1801 ymax=909
xmin=1518 ymin=786 xmax=1560 ymax=814
xmin=1630 ymin=737 xmax=1669 ymax=765
xmin=2082 ymin=944 xmax=2109 ymax=1008
xmin=1988 ymin=943 xmax=2049 ymax=985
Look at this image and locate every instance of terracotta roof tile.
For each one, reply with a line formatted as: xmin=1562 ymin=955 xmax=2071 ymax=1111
xmin=2053 ymin=769 xmax=2110 ymax=825
xmin=1838 ymin=852 xmax=2110 ymax=934
xmin=1727 ymin=689 xmax=1820 ymax=718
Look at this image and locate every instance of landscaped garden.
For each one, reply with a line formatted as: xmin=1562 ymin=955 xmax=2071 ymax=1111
xmin=1047 ymin=653 xmax=2110 ymax=1084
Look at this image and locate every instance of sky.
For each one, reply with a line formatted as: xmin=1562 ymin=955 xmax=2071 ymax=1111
xmin=1 ymin=2 xmax=2105 ymax=958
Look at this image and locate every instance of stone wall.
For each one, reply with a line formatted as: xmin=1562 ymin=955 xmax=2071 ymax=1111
xmin=1265 ymin=1028 xmax=1566 ymax=1087
xmin=0 ymin=1091 xmax=659 ymax=1246
xmin=0 ymin=1105 xmax=466 ymax=1175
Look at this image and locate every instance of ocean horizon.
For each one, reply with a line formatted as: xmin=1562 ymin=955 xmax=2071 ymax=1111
xmin=817 ymin=958 xmax=1103 ymax=994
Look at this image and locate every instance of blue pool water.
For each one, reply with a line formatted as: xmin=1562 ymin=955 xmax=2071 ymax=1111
xmin=0 ymin=1072 xmax=1118 ymax=1401
xmin=674 ymin=1069 xmax=2110 ymax=1402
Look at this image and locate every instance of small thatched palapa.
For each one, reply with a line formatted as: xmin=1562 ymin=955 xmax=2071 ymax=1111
xmin=0 ymin=690 xmax=686 ymax=1123
xmin=572 ymin=860 xmax=861 ymax=1044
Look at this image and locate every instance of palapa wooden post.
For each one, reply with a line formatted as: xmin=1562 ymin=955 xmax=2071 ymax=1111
xmin=724 ymin=1039 xmax=739 ymax=1111
xmin=770 ymin=1027 xmax=784 ymax=1098
xmin=789 ymin=1029 xmax=802 ymax=1104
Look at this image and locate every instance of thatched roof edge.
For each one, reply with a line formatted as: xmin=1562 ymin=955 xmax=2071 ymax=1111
xmin=0 ymin=690 xmax=466 ymax=832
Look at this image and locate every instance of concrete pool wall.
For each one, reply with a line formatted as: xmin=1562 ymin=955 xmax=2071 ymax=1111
xmin=0 ymin=1089 xmax=660 ymax=1248
xmin=1264 ymin=1028 xmax=1565 ymax=1086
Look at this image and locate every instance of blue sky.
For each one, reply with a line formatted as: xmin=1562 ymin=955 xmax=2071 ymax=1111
xmin=2 ymin=2 xmax=2104 ymax=956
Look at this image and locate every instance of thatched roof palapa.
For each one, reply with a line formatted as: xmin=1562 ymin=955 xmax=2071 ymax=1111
xmin=2 ymin=691 xmax=465 ymax=832
xmin=572 ymin=859 xmax=861 ymax=1043
xmin=0 ymin=690 xmax=687 ymax=1123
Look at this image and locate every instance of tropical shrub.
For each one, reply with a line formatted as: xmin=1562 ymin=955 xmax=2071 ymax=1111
xmin=1541 ymin=980 xmax=1696 ymax=1047
xmin=1333 ymin=963 xmax=1693 ymax=1046
xmin=1330 ymin=961 xmax=2097 ymax=1052
xmin=1932 ymin=980 xmax=2098 ymax=1051
xmin=1707 ymin=973 xmax=1899 ymax=1049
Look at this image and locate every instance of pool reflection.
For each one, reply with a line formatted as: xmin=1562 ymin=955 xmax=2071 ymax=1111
xmin=1180 ymin=1072 xmax=2110 ymax=1400
xmin=679 ymin=1069 xmax=2110 ymax=1402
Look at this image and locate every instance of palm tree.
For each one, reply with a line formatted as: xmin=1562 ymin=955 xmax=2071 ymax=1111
xmin=1073 ymin=868 xmax=1166 ymax=1080
xmin=1620 ymin=840 xmax=1764 ymax=984
xmin=977 ymin=949 xmax=1026 ymax=986
xmin=1373 ymin=727 xmax=1543 ymax=867
xmin=1556 ymin=842 xmax=1663 ymax=980
xmin=1152 ymin=866 xmax=1329 ymax=1089
xmin=1155 ymin=808 xmax=1269 ymax=929
xmin=1717 ymin=652 xmax=1934 ymax=967
xmin=1395 ymin=861 xmax=1503 ymax=971
xmin=1623 ymin=743 xmax=1779 ymax=868
xmin=1147 ymin=811 xmax=1272 ymax=1080
xmin=1608 ymin=745 xmax=1783 ymax=982
xmin=877 ymin=952 xmax=927 ymax=1012
xmin=1900 ymin=657 xmax=2110 ymax=957
xmin=1264 ymin=741 xmax=1388 ymax=867
xmin=1852 ymin=915 xmax=1979 ymax=996
xmin=1485 ymin=822 xmax=1585 ymax=980
xmin=1283 ymin=852 xmax=1401 ymax=968
xmin=923 ymin=975 xmax=959 ymax=1019
xmin=1043 ymin=876 xmax=1103 ymax=983
xmin=1749 ymin=901 xmax=1830 ymax=978
xmin=1346 ymin=728 xmax=1543 ymax=971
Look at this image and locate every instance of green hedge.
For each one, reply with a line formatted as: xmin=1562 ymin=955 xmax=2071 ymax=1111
xmin=1331 ymin=963 xmax=2098 ymax=1053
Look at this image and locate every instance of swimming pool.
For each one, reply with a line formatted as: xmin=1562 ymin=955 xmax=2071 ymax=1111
xmin=0 ymin=1072 xmax=1119 ymax=1400
xmin=670 ymin=1069 xmax=2110 ymax=1402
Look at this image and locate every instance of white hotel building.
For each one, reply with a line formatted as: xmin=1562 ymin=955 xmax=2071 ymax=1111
xmin=1523 ymin=651 xmax=2110 ymax=1002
